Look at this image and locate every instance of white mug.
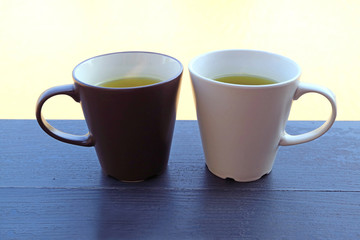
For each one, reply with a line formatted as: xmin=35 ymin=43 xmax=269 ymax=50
xmin=189 ymin=49 xmax=337 ymax=182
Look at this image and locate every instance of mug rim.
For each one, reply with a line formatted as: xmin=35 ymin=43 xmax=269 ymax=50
xmin=188 ymin=49 xmax=301 ymax=88
xmin=72 ymin=51 xmax=183 ymax=90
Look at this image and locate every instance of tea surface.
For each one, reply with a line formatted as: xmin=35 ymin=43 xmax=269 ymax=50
xmin=97 ymin=77 xmax=161 ymax=88
xmin=213 ymin=75 xmax=277 ymax=85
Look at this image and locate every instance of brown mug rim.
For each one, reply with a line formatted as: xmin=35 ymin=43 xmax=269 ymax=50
xmin=72 ymin=51 xmax=183 ymax=90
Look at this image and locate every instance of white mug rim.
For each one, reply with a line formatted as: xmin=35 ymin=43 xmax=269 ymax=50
xmin=188 ymin=49 xmax=302 ymax=89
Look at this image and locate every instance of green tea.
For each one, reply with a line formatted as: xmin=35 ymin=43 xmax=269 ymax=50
xmin=213 ymin=74 xmax=277 ymax=85
xmin=97 ymin=77 xmax=161 ymax=88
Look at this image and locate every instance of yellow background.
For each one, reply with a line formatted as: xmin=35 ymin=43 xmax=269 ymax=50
xmin=1 ymin=0 xmax=359 ymax=120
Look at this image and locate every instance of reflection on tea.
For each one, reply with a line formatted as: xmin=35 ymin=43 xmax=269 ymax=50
xmin=213 ymin=74 xmax=277 ymax=85
xmin=97 ymin=77 xmax=161 ymax=88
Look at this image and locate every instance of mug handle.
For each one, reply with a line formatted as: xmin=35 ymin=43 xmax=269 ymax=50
xmin=36 ymin=84 xmax=95 ymax=147
xmin=279 ymin=82 xmax=337 ymax=146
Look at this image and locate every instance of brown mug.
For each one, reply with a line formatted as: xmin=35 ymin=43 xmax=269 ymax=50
xmin=36 ymin=52 xmax=183 ymax=181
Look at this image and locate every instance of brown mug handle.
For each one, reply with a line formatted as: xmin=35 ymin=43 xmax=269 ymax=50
xmin=36 ymin=84 xmax=94 ymax=147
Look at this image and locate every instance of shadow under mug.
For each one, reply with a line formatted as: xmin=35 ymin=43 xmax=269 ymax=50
xmin=189 ymin=49 xmax=337 ymax=182
xmin=36 ymin=52 xmax=183 ymax=182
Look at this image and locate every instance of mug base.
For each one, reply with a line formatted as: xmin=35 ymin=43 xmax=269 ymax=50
xmin=206 ymin=164 xmax=272 ymax=182
xmin=106 ymin=173 xmax=153 ymax=182
xmin=104 ymin=167 xmax=167 ymax=182
xmin=119 ymin=179 xmax=145 ymax=183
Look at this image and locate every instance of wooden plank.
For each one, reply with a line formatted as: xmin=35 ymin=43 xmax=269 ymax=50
xmin=0 ymin=120 xmax=359 ymax=191
xmin=0 ymin=188 xmax=359 ymax=239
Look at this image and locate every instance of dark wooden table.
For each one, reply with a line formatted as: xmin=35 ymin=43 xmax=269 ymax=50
xmin=0 ymin=120 xmax=359 ymax=239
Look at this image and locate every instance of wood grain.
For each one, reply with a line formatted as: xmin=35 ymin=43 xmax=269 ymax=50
xmin=0 ymin=120 xmax=359 ymax=239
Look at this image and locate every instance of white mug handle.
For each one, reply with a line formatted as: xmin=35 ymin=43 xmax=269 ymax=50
xmin=279 ymin=82 xmax=337 ymax=146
